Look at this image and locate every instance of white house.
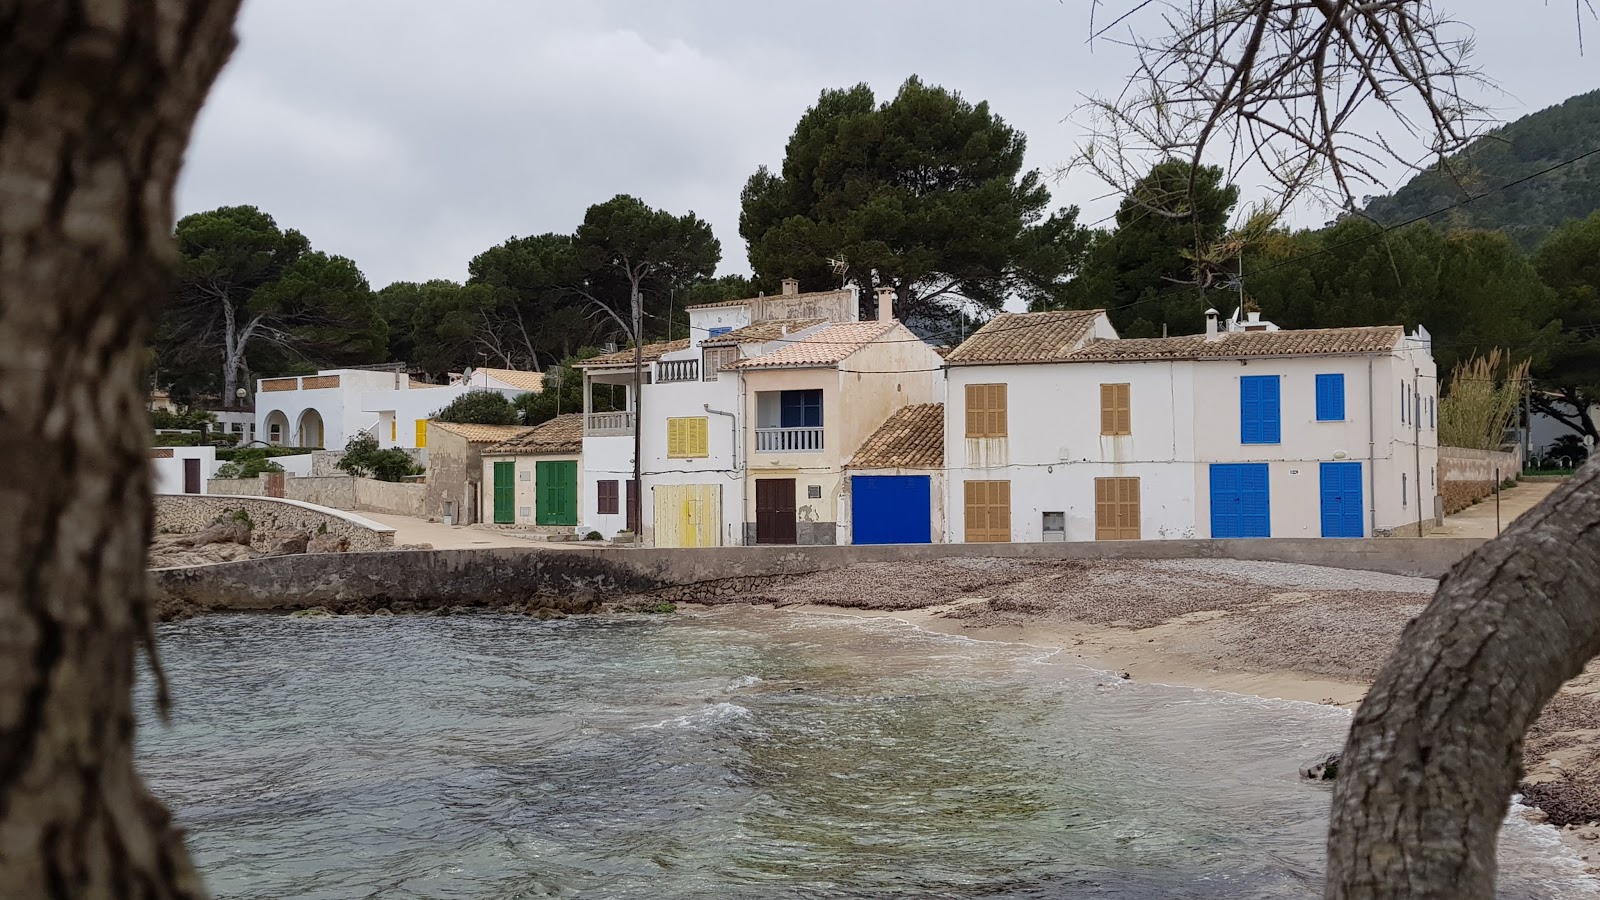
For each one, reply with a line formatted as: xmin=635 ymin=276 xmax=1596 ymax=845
xmin=576 ymin=279 xmax=862 ymax=546
xmin=943 ymin=308 xmax=1438 ymax=543
xmin=150 ymin=445 xmax=217 ymax=495
xmin=256 ymin=366 xmax=541 ymax=452
xmin=728 ymin=287 xmax=946 ymax=545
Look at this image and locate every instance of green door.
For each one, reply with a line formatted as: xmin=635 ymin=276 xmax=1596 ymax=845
xmin=492 ymin=461 xmax=515 ymax=524
xmin=536 ymin=460 xmax=578 ymax=526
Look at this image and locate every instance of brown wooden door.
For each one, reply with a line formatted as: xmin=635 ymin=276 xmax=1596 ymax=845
xmin=963 ymin=480 xmax=1011 ymax=543
xmin=755 ymin=478 xmax=797 ymax=544
xmin=626 ymin=479 xmax=639 ymax=534
xmin=1094 ymin=477 xmax=1141 ymax=540
xmin=183 ymin=458 xmax=201 ymax=494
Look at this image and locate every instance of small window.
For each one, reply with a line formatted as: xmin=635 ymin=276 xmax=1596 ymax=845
xmin=1402 ymin=473 xmax=1408 ymax=507
xmin=667 ymin=417 xmax=709 ymax=458
xmin=807 ymin=484 xmax=822 ymax=500
xmin=1400 ymin=384 xmax=1408 ymax=424
xmin=597 ymin=480 xmax=619 ymax=515
xmin=1431 ymin=466 xmax=1435 ymax=487
xmin=1315 ymin=374 xmax=1345 ymax=421
xmin=708 ymin=326 xmax=733 ymax=337
xmin=703 ymin=346 xmax=739 ymax=382
xmin=1099 ymin=384 xmax=1131 ymax=435
xmin=780 ymin=390 xmax=823 ymax=428
xmin=965 ymin=384 xmax=1008 ymax=438
xmin=1042 ymin=511 xmax=1065 ymax=536
xmin=1428 ymin=396 xmax=1435 ymax=430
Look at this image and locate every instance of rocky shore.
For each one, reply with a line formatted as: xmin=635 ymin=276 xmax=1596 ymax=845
xmin=627 ymin=557 xmax=1600 ymax=842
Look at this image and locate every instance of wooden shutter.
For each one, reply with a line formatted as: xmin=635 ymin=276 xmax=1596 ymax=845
xmin=964 ymin=480 xmax=1011 ymax=542
xmin=1094 ymin=477 xmax=1141 ymax=540
xmin=667 ymin=418 xmax=684 ymax=458
xmin=415 ymin=419 xmax=429 ymax=448
xmin=965 ymin=384 xmax=1008 ymax=438
xmin=689 ymin=417 xmax=708 ymax=457
xmin=597 ymin=480 xmax=618 ymax=515
xmin=1100 ymin=384 xmax=1130 ymax=435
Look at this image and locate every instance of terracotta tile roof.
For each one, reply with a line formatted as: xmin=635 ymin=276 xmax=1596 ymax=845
xmin=724 ymin=320 xmax=897 ymax=370
xmin=683 ymin=298 xmax=751 ymax=310
xmin=847 ymin=404 xmax=944 ymax=470
xmin=476 ymin=367 xmax=545 ymax=392
xmin=484 ymin=413 xmax=583 ymax=455
xmin=429 ymin=422 xmax=533 ymax=444
xmin=575 ymin=338 xmax=691 ymax=368
xmin=1065 ymin=326 xmax=1405 ymax=362
xmin=944 ymin=310 xmax=1106 ymax=365
xmin=700 ymin=318 xmax=825 ymax=347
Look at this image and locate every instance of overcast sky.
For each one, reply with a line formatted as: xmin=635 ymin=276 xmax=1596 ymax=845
xmin=177 ymin=1 xmax=1597 ymax=290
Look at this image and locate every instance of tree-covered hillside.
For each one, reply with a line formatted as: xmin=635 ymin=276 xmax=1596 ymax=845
xmin=1363 ymin=89 xmax=1600 ymax=250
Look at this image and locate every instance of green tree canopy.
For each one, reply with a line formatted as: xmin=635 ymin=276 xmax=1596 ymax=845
xmin=431 ymin=389 xmax=520 ymax=425
xmin=377 ymin=279 xmax=500 ymax=377
xmin=740 ymin=77 xmax=1089 ymax=333
xmin=156 ymin=204 xmax=387 ymax=400
xmin=1532 ymin=210 xmax=1600 ymax=437
xmin=1053 ymin=159 xmax=1239 ymax=337
xmin=511 ymin=354 xmax=622 ymax=427
xmin=572 ymin=194 xmax=720 ymax=343
xmin=156 ymin=206 xmax=386 ymax=403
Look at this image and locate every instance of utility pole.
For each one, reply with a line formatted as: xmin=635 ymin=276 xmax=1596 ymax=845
xmin=631 ymin=282 xmax=644 ymax=536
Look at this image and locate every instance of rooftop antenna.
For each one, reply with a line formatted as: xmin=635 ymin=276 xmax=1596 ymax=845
xmin=826 ymin=256 xmax=849 ymax=288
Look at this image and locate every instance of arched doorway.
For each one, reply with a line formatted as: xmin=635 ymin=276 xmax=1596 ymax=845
xmin=263 ymin=410 xmax=290 ymax=446
xmin=297 ymin=409 xmax=325 ymax=449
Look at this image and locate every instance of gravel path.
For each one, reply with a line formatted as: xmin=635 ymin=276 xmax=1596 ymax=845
xmin=1144 ymin=558 xmax=1438 ymax=594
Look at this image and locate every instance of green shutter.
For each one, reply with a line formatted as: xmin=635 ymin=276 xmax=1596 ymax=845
xmin=493 ymin=461 xmax=515 ymax=524
xmin=536 ymin=460 xmax=578 ymax=526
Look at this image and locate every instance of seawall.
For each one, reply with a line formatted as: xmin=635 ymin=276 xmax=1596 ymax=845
xmin=150 ymin=537 xmax=1478 ymax=618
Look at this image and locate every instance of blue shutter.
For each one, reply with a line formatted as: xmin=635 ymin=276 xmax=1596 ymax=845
xmin=1316 ymin=374 xmax=1345 ymax=421
xmin=708 ymin=326 xmax=732 ymax=337
xmin=1241 ymin=376 xmax=1280 ymax=444
xmin=1211 ymin=463 xmax=1271 ymax=537
xmin=1210 ymin=464 xmax=1240 ymax=538
xmin=1241 ymin=464 xmax=1271 ymax=536
xmin=1320 ymin=461 xmax=1364 ymax=537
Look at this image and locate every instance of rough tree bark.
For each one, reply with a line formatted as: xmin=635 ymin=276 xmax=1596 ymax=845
xmin=0 ymin=2 xmax=241 ymax=897
xmin=1326 ymin=461 xmax=1600 ymax=899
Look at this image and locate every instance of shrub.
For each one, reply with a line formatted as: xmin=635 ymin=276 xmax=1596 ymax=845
xmin=1438 ymin=349 xmax=1530 ymax=451
xmin=338 ymin=432 xmax=421 ymax=482
xmin=214 ymin=449 xmax=286 ymax=479
xmin=433 ymin=390 xmax=518 ymax=425
xmin=584 ymin=531 xmax=603 ymax=541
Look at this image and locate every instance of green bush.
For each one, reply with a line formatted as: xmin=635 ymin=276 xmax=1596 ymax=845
xmin=338 ymin=432 xmax=422 ymax=482
xmin=151 ymin=408 xmax=217 ymax=431
xmin=214 ymin=449 xmax=286 ymax=479
xmin=215 ymin=446 xmax=309 ymax=461
xmin=433 ymin=390 xmax=518 ymax=425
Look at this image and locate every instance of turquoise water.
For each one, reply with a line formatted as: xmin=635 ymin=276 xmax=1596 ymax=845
xmin=137 ymin=609 xmax=1594 ymax=899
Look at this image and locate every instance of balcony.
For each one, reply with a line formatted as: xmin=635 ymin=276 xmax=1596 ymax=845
xmin=657 ymin=359 xmax=699 ymax=383
xmin=586 ymin=411 xmax=635 ymax=436
xmin=756 ymin=426 xmax=824 ymax=452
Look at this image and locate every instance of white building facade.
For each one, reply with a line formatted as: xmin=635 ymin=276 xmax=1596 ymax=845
xmin=944 ymin=309 xmax=1438 ymax=543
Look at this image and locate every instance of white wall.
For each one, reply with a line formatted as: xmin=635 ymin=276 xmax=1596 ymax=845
xmin=481 ymin=453 xmax=582 ymax=526
xmin=944 ymin=341 xmax=1440 ymax=542
xmin=688 ymin=305 xmax=752 ymax=350
xmin=581 ymin=433 xmax=635 ymax=538
xmin=637 ymin=369 xmax=744 ymax=546
xmin=362 ymin=384 xmax=524 ymax=450
xmin=151 ymin=446 xmax=217 ymax=495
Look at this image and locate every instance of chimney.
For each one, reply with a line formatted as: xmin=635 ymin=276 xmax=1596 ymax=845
xmin=876 ymin=286 xmax=896 ymax=322
xmin=1204 ymin=308 xmax=1221 ymax=341
xmin=781 ymin=277 xmax=800 ymax=296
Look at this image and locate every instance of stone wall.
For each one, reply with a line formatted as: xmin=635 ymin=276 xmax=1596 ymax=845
xmin=353 ymin=478 xmax=427 ymax=518
xmin=150 ymin=537 xmax=1478 ymax=618
xmin=154 ymin=494 xmax=395 ymax=553
xmin=1439 ymin=446 xmax=1522 ymax=514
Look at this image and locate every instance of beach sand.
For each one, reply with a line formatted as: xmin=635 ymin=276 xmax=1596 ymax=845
xmin=651 ymin=556 xmax=1600 ymax=862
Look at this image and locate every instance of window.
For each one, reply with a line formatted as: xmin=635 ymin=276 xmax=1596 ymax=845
xmin=1100 ymin=384 xmax=1131 ymax=435
xmin=807 ymin=484 xmax=822 ymax=499
xmin=703 ymin=347 xmax=739 ymax=381
xmin=1094 ymin=477 xmax=1141 ymax=540
xmin=1315 ymin=374 xmax=1346 ymax=421
xmin=780 ymin=389 xmax=823 ymax=428
xmin=963 ymin=480 xmax=1011 ymax=542
xmin=269 ymin=422 xmax=282 ymax=444
xmin=1428 ymin=395 xmax=1435 ymax=430
xmin=415 ymin=419 xmax=429 ymax=448
xmin=1400 ymin=384 xmax=1408 ymax=424
xmin=965 ymin=384 xmax=1008 ymax=438
xmin=1239 ymin=375 xmax=1281 ymax=444
xmin=390 ymin=419 xmax=397 ymax=442
xmin=707 ymin=326 xmax=733 ymax=337
xmin=597 ymin=480 xmax=619 ymax=515
xmin=1402 ymin=473 xmax=1408 ymax=507
xmin=667 ymin=416 xmax=709 ymax=458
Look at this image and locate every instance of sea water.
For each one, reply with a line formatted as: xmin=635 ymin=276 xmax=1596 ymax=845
xmin=136 ymin=609 xmax=1597 ymax=899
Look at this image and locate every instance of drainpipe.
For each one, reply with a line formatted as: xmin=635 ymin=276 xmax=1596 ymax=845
xmin=1367 ymin=354 xmax=1377 ymax=537
xmin=1415 ymin=364 xmax=1423 ymax=536
xmin=704 ymin=403 xmax=738 ymax=471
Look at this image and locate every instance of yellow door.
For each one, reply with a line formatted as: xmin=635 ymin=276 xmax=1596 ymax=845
xmin=415 ymin=419 xmax=429 ymax=448
xmin=653 ymin=484 xmax=721 ymax=548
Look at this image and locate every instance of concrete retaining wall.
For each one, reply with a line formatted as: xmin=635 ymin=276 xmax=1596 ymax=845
xmin=353 ymin=478 xmax=427 ymax=518
xmin=154 ymin=494 xmax=396 ymax=553
xmin=205 ymin=474 xmax=426 ymax=518
xmin=1439 ymin=446 xmax=1522 ymax=514
xmin=150 ymin=537 xmax=1477 ymax=617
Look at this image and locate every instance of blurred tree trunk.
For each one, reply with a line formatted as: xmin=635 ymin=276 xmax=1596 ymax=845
xmin=0 ymin=2 xmax=241 ymax=897
xmin=1326 ymin=463 xmax=1600 ymax=899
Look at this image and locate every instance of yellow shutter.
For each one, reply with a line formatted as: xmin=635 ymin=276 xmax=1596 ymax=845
xmin=689 ymin=417 xmax=708 ymax=457
xmin=1117 ymin=384 xmax=1131 ymax=435
xmin=990 ymin=384 xmax=1007 ymax=438
xmin=415 ymin=419 xmax=429 ymax=448
xmin=391 ymin=419 xmax=397 ymax=442
xmin=965 ymin=384 xmax=983 ymax=437
xmin=667 ymin=419 xmax=683 ymax=458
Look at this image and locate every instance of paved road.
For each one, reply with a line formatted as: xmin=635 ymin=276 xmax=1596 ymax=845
xmin=360 ymin=512 xmax=552 ymax=549
xmin=1430 ymin=480 xmax=1561 ymax=539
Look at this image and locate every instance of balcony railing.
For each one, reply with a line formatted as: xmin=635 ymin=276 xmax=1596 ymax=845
xmin=657 ymin=359 xmax=699 ymax=383
xmin=586 ymin=411 xmax=635 ymax=436
xmin=756 ymin=426 xmax=824 ymax=452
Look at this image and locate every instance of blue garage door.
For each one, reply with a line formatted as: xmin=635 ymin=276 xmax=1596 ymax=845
xmin=852 ymin=475 xmax=932 ymax=544
xmin=1210 ymin=463 xmax=1271 ymax=538
xmin=1319 ymin=461 xmax=1364 ymax=537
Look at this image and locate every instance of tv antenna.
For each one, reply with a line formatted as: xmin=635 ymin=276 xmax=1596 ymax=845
xmin=826 ymin=256 xmax=848 ymax=287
